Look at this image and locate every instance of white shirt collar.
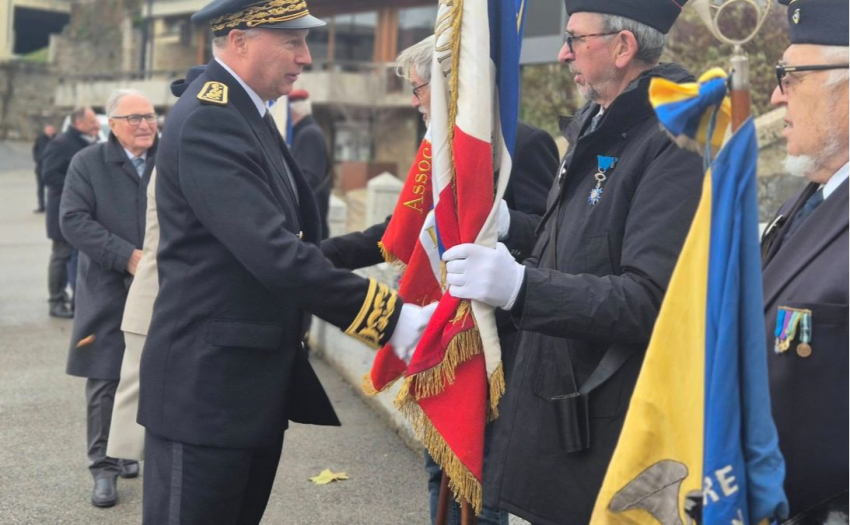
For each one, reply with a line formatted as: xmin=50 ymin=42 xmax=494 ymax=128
xmin=123 ymin=148 xmax=146 ymax=162
xmin=215 ymin=57 xmax=268 ymax=117
xmin=823 ymin=161 xmax=849 ymax=200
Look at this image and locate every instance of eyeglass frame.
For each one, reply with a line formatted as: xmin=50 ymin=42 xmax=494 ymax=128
xmin=774 ymin=62 xmax=850 ymax=94
xmin=563 ymin=31 xmax=619 ymax=54
xmin=412 ymin=82 xmax=430 ymax=100
xmin=110 ymin=113 xmax=157 ymax=126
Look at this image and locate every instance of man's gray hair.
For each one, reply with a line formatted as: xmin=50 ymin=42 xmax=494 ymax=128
xmin=105 ymin=89 xmax=149 ymax=117
xmin=822 ymin=46 xmax=850 ymax=86
xmin=599 ymin=14 xmax=666 ymax=65
xmin=290 ymin=98 xmax=312 ymax=116
xmin=212 ymin=28 xmax=262 ymax=53
xmin=395 ymin=35 xmax=434 ymax=83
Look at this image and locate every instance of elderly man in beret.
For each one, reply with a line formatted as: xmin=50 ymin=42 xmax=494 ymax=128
xmin=139 ymin=0 xmax=436 ymax=522
xmin=760 ymin=0 xmax=849 ymax=519
xmin=288 ymin=89 xmax=332 ymax=239
xmin=441 ymin=1 xmax=705 ymax=523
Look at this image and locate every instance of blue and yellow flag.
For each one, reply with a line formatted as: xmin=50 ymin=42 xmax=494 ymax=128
xmin=590 ymin=70 xmax=789 ymax=524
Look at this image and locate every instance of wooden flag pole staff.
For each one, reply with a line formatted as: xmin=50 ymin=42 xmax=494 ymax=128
xmin=730 ymin=46 xmax=751 ymax=133
xmin=436 ymin=474 xmax=476 ymax=525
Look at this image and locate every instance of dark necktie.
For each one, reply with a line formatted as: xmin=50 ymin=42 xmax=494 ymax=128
xmin=263 ymin=111 xmax=299 ymax=205
xmin=784 ymin=187 xmax=824 ymax=240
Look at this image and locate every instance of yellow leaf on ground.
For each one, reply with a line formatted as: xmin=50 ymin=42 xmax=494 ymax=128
xmin=309 ymin=469 xmax=349 ymax=485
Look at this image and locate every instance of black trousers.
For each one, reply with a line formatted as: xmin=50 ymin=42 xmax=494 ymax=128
xmin=35 ymin=167 xmax=45 ymax=210
xmin=48 ymin=239 xmax=72 ymax=303
xmin=86 ymin=378 xmax=138 ymax=479
xmin=143 ymin=431 xmax=284 ymax=525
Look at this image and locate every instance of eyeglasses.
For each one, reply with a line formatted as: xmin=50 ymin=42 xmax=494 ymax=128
xmin=412 ymin=82 xmax=430 ymax=100
xmin=563 ymin=31 xmax=619 ymax=54
xmin=111 ymin=113 xmax=157 ymax=126
xmin=775 ymin=62 xmax=849 ymax=94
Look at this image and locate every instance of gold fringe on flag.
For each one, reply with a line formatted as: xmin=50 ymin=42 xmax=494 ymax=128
xmin=377 ymin=241 xmax=406 ymax=269
xmin=487 ymin=361 xmax=505 ymax=422
xmin=361 ymin=372 xmax=404 ymax=397
xmin=396 ymin=396 xmax=483 ymax=514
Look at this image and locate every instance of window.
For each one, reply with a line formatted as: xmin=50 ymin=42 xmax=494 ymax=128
xmin=333 ymin=12 xmax=377 ymax=62
xmin=397 ymin=6 xmax=438 ymax=52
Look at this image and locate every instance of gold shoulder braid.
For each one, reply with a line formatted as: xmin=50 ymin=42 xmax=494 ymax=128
xmin=345 ymin=279 xmax=398 ymax=349
xmin=197 ymin=81 xmax=228 ymax=105
xmin=211 ymin=0 xmax=309 ymax=33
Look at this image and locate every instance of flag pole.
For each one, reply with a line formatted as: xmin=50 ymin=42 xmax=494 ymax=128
xmin=729 ymin=45 xmax=751 ymax=132
xmin=436 ymin=473 xmax=477 ymax=525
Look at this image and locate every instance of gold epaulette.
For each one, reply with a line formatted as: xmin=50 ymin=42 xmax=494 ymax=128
xmin=197 ymin=81 xmax=228 ymax=105
xmin=345 ymin=279 xmax=398 ymax=349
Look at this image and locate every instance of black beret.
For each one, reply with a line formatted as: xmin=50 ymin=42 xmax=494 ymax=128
xmin=564 ymin=0 xmax=688 ymax=34
xmin=192 ymin=0 xmax=325 ymax=36
xmin=779 ymin=0 xmax=849 ymax=46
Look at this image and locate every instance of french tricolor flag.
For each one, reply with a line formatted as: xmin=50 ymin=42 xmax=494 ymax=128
xmin=392 ymin=0 xmax=526 ymax=514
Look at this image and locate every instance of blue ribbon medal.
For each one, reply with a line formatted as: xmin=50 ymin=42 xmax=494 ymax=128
xmin=588 ymin=155 xmax=618 ymax=205
xmin=773 ymin=306 xmax=813 ymax=357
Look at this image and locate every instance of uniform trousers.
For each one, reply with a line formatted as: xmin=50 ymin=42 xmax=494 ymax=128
xmin=86 ymin=378 xmax=138 ymax=479
xmin=143 ymin=431 xmax=285 ymax=525
xmin=48 ymin=239 xmax=72 ymax=304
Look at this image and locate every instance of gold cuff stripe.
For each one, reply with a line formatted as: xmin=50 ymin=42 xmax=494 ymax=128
xmin=345 ymin=279 xmax=398 ymax=349
xmin=211 ymin=0 xmax=310 ymax=31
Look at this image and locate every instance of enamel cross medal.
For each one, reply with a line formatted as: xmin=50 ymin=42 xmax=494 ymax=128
xmin=588 ymin=155 xmax=618 ymax=205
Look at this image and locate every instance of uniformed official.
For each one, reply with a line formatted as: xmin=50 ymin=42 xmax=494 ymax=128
xmin=441 ymin=1 xmax=704 ymax=523
xmin=760 ymin=0 xmax=849 ymax=518
xmin=138 ymin=1 xmax=436 ymax=522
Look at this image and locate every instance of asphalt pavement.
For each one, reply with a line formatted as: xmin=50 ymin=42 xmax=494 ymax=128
xmin=0 ymin=142 xmax=430 ymax=524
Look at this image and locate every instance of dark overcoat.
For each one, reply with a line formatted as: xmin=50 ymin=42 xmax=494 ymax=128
xmin=291 ymin=115 xmax=331 ymax=239
xmin=139 ymin=59 xmax=400 ymax=450
xmin=32 ymin=132 xmax=52 ymax=174
xmin=41 ymin=127 xmax=93 ymax=241
xmin=60 ymin=133 xmax=156 ymax=379
xmin=486 ymin=64 xmax=704 ymax=525
xmin=761 ymin=179 xmax=849 ymax=518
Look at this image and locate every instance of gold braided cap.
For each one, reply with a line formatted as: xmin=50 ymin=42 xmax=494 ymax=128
xmin=211 ymin=0 xmax=309 ymax=32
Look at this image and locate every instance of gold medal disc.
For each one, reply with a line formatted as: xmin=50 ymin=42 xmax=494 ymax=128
xmin=796 ymin=343 xmax=812 ymax=358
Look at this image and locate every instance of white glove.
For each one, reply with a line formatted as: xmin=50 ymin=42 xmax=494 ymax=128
xmin=443 ymin=243 xmax=525 ymax=310
xmin=497 ymin=199 xmax=510 ymax=241
xmin=388 ymin=302 xmax=439 ymax=363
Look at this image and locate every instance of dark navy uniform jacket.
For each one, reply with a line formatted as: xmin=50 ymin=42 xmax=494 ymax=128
xmin=139 ymin=59 xmax=400 ymax=449
xmin=761 ymin=179 xmax=849 ymax=518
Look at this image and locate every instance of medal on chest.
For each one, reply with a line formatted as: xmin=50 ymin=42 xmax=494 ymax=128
xmin=588 ymin=155 xmax=618 ymax=206
xmin=773 ymin=306 xmax=813 ymax=357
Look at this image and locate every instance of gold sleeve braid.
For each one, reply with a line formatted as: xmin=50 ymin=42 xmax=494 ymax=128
xmin=345 ymin=279 xmax=398 ymax=349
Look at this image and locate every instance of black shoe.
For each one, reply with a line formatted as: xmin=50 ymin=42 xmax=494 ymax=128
xmin=48 ymin=302 xmax=74 ymax=319
xmin=33 ymin=208 xmax=45 ymax=213
xmin=91 ymin=476 xmax=118 ymax=508
xmin=119 ymin=462 xmax=139 ymax=479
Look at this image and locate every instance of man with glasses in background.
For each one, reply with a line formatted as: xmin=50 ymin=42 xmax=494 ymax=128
xmin=760 ymin=0 xmax=848 ymax=518
xmin=59 ymin=89 xmax=157 ymax=508
xmin=440 ymin=1 xmax=705 ymax=523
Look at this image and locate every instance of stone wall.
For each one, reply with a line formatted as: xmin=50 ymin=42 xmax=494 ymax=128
xmin=0 ymin=62 xmax=60 ymax=141
xmin=754 ymin=108 xmax=806 ymax=222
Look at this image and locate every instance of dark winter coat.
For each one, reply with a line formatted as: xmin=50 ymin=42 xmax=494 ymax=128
xmin=60 ymin=133 xmax=156 ymax=379
xmin=487 ymin=63 xmax=705 ymax=525
xmin=761 ymin=179 xmax=848 ymax=518
xmin=291 ymin=115 xmax=331 ymax=239
xmin=41 ymin=126 xmax=94 ymax=240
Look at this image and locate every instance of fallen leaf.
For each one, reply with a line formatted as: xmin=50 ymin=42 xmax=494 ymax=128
xmin=309 ymin=469 xmax=349 ymax=485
